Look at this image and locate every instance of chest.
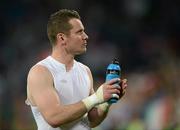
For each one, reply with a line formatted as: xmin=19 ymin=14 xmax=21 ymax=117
xmin=53 ymin=69 xmax=90 ymax=105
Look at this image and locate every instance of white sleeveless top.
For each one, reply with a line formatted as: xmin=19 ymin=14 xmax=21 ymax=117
xmin=27 ymin=56 xmax=91 ymax=130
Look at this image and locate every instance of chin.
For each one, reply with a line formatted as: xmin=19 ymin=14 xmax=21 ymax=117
xmin=75 ymin=49 xmax=86 ymax=55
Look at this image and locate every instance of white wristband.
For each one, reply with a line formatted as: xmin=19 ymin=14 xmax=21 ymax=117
xmin=82 ymin=93 xmax=100 ymax=111
xmin=82 ymin=85 xmax=105 ymax=111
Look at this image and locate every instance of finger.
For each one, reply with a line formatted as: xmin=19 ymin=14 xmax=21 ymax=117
xmin=121 ymin=79 xmax=128 ymax=89
xmin=104 ymin=84 xmax=114 ymax=90
xmin=122 ymin=89 xmax=126 ymax=95
xmin=104 ymin=84 xmax=118 ymax=90
xmin=108 ymin=89 xmax=120 ymax=95
xmin=113 ymin=83 xmax=120 ymax=88
xmin=121 ymin=83 xmax=127 ymax=90
xmin=112 ymin=93 xmax=119 ymax=99
xmin=105 ymin=84 xmax=120 ymax=89
xmin=105 ymin=78 xmax=120 ymax=85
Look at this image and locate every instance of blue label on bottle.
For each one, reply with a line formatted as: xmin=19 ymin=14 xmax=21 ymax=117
xmin=106 ymin=63 xmax=121 ymax=104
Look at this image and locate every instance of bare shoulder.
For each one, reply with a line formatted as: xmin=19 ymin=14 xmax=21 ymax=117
xmin=29 ymin=64 xmax=49 ymax=75
xmin=27 ymin=64 xmax=53 ymax=105
xmin=26 ymin=57 xmax=56 ymax=106
xmin=28 ymin=65 xmax=52 ymax=80
xmin=27 ymin=64 xmax=53 ymax=90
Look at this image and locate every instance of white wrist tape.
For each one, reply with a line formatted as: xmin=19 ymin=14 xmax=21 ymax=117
xmin=82 ymin=85 xmax=104 ymax=111
xmin=82 ymin=94 xmax=99 ymax=111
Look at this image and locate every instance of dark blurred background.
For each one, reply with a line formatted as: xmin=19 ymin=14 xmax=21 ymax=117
xmin=0 ymin=0 xmax=180 ymax=130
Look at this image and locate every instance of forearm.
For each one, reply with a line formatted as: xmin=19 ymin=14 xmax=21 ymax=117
xmin=47 ymin=77 xmax=121 ymax=127
xmin=45 ymin=101 xmax=87 ymax=127
xmin=45 ymin=84 xmax=108 ymax=128
xmin=88 ymin=103 xmax=110 ymax=128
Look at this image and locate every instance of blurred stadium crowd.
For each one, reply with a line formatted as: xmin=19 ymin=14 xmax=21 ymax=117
xmin=0 ymin=0 xmax=180 ymax=130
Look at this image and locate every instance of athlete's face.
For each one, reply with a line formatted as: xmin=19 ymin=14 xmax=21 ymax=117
xmin=65 ymin=18 xmax=88 ymax=55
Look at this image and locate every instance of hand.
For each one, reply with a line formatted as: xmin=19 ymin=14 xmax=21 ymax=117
xmin=82 ymin=78 xmax=121 ymax=111
xmin=96 ymin=78 xmax=121 ymax=102
xmin=97 ymin=78 xmax=127 ymax=112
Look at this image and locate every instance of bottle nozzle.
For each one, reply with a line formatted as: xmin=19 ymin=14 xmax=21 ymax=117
xmin=112 ymin=58 xmax=119 ymax=65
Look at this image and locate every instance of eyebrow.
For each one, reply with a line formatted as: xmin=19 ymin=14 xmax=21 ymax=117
xmin=75 ymin=28 xmax=84 ymax=33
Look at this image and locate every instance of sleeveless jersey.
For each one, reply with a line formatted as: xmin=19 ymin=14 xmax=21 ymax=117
xmin=26 ymin=56 xmax=91 ymax=130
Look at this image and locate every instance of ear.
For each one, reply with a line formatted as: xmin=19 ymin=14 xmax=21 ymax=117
xmin=57 ymin=33 xmax=66 ymax=45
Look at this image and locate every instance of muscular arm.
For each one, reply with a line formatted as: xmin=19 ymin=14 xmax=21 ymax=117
xmin=27 ymin=65 xmax=122 ymax=128
xmin=27 ymin=65 xmax=87 ymax=127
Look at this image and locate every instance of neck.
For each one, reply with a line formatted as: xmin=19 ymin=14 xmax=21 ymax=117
xmin=51 ymin=47 xmax=74 ymax=72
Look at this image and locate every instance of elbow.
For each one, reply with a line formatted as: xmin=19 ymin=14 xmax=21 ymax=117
xmin=45 ymin=116 xmax=67 ymax=128
xmin=45 ymin=115 xmax=64 ymax=128
xmin=46 ymin=118 xmax=59 ymax=128
xmin=50 ymin=123 xmax=59 ymax=128
xmin=90 ymin=124 xmax=99 ymax=128
xmin=90 ymin=122 xmax=101 ymax=128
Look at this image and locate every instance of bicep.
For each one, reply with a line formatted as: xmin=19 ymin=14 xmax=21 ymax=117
xmin=28 ymin=65 xmax=61 ymax=116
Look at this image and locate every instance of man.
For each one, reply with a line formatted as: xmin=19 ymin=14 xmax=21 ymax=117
xmin=26 ymin=9 xmax=127 ymax=130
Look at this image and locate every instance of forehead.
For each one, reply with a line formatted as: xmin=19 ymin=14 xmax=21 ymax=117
xmin=69 ymin=18 xmax=84 ymax=32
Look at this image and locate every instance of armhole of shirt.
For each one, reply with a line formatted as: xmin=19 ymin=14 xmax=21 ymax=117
xmin=83 ymin=65 xmax=94 ymax=96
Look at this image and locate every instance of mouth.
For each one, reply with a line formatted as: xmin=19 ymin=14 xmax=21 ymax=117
xmin=83 ymin=43 xmax=87 ymax=46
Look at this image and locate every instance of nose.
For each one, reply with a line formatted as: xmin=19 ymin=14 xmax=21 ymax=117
xmin=83 ymin=32 xmax=89 ymax=40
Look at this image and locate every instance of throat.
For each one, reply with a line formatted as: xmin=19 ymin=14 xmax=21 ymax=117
xmin=65 ymin=60 xmax=75 ymax=72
